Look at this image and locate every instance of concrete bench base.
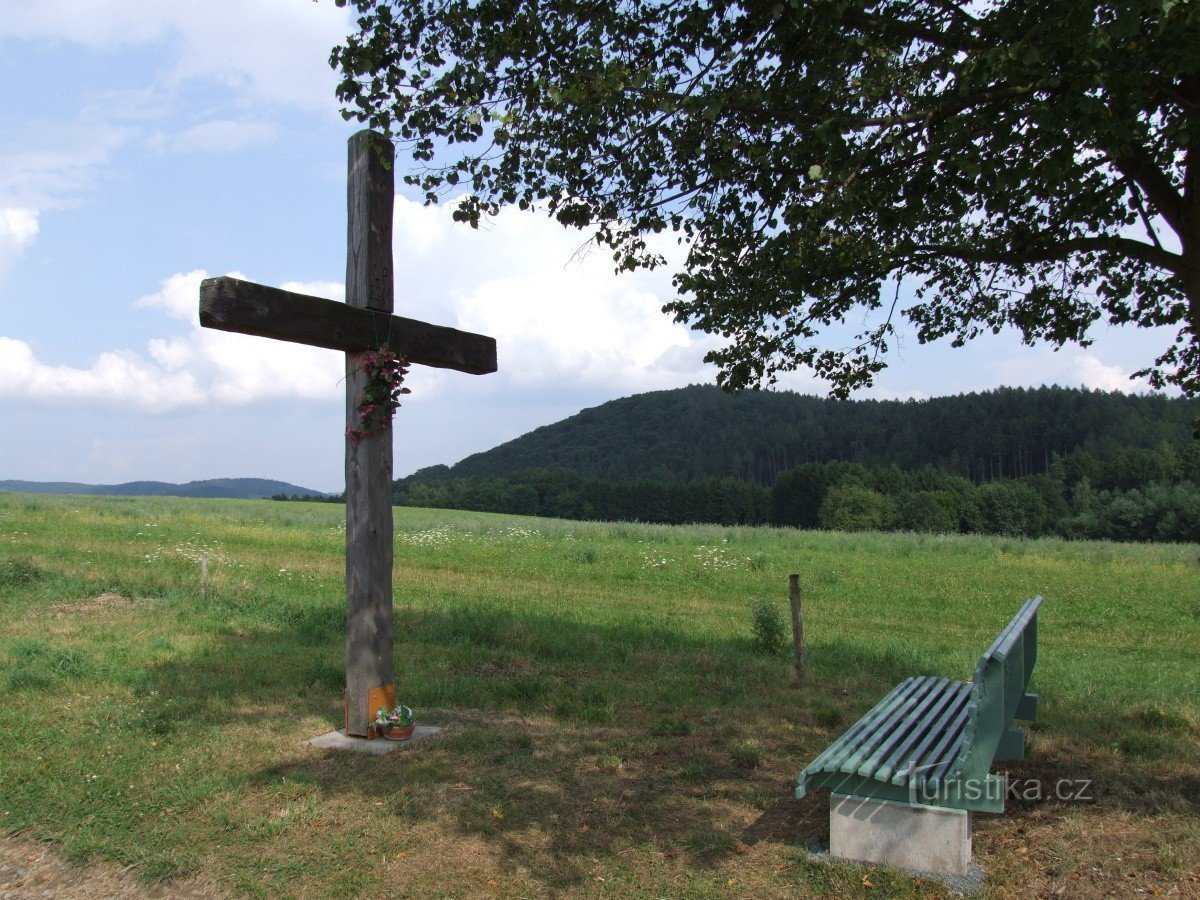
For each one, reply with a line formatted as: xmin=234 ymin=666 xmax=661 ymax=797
xmin=830 ymin=794 xmax=972 ymax=876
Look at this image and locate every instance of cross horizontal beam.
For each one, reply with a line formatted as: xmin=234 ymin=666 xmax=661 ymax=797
xmin=200 ymin=276 xmax=497 ymax=375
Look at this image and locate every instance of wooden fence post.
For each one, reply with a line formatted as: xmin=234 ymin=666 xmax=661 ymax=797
xmin=789 ymin=573 xmax=806 ymax=679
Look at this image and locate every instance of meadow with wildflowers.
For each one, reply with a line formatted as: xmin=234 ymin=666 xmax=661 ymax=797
xmin=0 ymin=492 xmax=1197 ymax=897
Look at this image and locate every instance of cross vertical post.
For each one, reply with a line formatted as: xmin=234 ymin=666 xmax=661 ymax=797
xmin=196 ymin=129 xmax=496 ymax=745
xmin=344 ymin=131 xmax=396 ymax=736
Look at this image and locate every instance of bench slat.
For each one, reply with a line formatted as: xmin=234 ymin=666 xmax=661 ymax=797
xmin=805 ymin=678 xmax=923 ymax=774
xmin=854 ymin=677 xmax=954 ymax=778
xmin=923 ymin=714 xmax=970 ymax=786
xmin=880 ymin=680 xmax=972 ymax=783
xmin=837 ymin=678 xmax=948 ymax=774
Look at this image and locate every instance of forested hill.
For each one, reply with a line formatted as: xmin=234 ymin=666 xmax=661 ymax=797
xmin=432 ymin=385 xmax=1198 ymax=486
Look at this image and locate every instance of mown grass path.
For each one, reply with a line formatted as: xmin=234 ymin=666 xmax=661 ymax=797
xmin=1 ymin=493 xmax=1197 ymax=898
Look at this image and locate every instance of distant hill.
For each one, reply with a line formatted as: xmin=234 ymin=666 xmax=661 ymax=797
xmin=0 ymin=478 xmax=329 ymax=500
xmin=421 ymin=385 xmax=1199 ymax=487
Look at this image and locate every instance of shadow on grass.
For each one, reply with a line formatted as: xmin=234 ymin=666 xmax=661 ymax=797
xmin=116 ymin=595 xmax=1197 ymax=892
xmin=125 ymin=592 xmax=947 ymax=731
xmin=103 ymin=595 xmax=950 ymax=887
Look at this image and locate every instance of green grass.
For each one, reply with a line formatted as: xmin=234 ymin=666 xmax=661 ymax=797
xmin=0 ymin=492 xmax=1197 ymax=898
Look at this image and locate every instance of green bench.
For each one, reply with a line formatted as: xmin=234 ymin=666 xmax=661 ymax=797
xmin=795 ymin=597 xmax=1043 ymax=874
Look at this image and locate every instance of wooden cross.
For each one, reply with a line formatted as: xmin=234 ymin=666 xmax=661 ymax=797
xmin=198 ymin=130 xmax=497 ymax=737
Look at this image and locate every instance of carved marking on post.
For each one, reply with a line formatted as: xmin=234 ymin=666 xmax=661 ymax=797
xmin=197 ymin=129 xmax=497 ymax=737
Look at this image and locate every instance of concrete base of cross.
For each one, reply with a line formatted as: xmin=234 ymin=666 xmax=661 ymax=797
xmin=830 ymin=794 xmax=972 ymax=876
xmin=307 ymin=726 xmax=441 ymax=755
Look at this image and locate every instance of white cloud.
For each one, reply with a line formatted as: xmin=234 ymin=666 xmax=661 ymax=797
xmin=0 ymin=115 xmax=140 ymax=285
xmin=390 ymin=197 xmax=713 ymax=393
xmin=0 ymin=1 xmax=352 ymax=289
xmin=0 ymin=208 xmax=38 ymax=275
xmin=280 ymin=279 xmax=345 ymax=303
xmin=201 ymin=330 xmax=343 ymax=405
xmin=138 ymin=271 xmax=345 ymax=406
xmin=0 ymin=0 xmax=353 ymax=110
xmin=134 ymin=269 xmax=210 ymax=324
xmin=0 ymin=208 xmax=38 ymax=246
xmin=1070 ymin=353 xmax=1152 ymax=393
xmin=457 ymin=272 xmax=699 ymax=390
xmin=0 ymin=0 xmax=167 ymax=45
xmin=392 ymin=198 xmax=453 ymax=256
xmin=981 ymin=340 xmax=1157 ymax=396
xmin=0 ymin=336 xmax=205 ymax=412
xmin=2 ymin=271 xmax=344 ymax=412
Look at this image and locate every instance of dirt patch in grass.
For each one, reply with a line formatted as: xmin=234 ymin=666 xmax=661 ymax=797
xmin=0 ymin=833 xmax=223 ymax=899
xmin=50 ymin=593 xmax=138 ymax=616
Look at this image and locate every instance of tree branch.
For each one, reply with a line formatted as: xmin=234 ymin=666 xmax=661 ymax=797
xmin=930 ymin=0 xmax=981 ymax=25
xmin=911 ymin=236 xmax=1181 ymax=273
xmin=838 ymin=8 xmax=984 ymax=52
xmin=1107 ymin=149 xmax=1186 ymax=234
xmin=857 ymin=83 xmax=1038 ymax=128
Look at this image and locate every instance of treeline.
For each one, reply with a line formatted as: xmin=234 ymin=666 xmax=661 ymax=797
xmin=392 ymin=442 xmax=1200 ymax=542
xmin=771 ymin=444 xmax=1200 ymax=542
xmin=394 ymin=470 xmax=769 ymax=526
xmin=444 ymin=385 xmax=1199 ymax=486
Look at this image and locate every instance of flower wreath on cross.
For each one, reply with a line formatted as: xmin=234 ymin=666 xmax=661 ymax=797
xmin=348 ymin=348 xmax=411 ymax=443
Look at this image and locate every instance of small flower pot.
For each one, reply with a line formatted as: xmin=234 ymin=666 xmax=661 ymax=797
xmin=383 ymin=724 xmax=415 ymax=741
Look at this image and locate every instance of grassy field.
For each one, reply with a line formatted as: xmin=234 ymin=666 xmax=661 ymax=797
xmin=0 ymin=491 xmax=1197 ymax=898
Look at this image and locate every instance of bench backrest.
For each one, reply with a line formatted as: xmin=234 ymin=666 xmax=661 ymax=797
xmin=950 ymin=596 xmax=1042 ymax=783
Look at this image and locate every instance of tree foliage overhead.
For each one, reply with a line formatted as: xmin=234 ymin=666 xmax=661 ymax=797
xmin=332 ymin=0 xmax=1198 ymax=396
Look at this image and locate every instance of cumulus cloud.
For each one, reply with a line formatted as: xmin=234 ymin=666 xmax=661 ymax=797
xmin=390 ymin=197 xmax=714 ymax=392
xmin=0 ymin=271 xmax=345 ymax=412
xmin=1070 ymin=353 xmax=1152 ymax=393
xmin=985 ymin=342 xmax=1155 ymax=396
xmin=389 ymin=199 xmax=1161 ymax=404
xmin=0 ymin=336 xmax=205 ymax=412
xmin=136 ymin=270 xmax=345 ymax=406
xmin=0 ymin=208 xmax=38 ymax=275
xmin=134 ymin=270 xmax=208 ymax=323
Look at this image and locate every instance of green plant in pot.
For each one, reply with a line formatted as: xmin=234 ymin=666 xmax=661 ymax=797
xmin=374 ymin=704 xmax=415 ymax=741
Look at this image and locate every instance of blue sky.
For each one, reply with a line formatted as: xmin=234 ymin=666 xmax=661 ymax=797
xmin=0 ymin=1 xmax=1175 ymax=493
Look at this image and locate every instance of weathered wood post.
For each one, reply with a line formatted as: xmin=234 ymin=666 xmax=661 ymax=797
xmin=344 ymin=131 xmax=397 ymax=736
xmin=197 ymin=128 xmax=497 ymax=746
xmin=789 ymin=573 xmax=806 ymax=679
